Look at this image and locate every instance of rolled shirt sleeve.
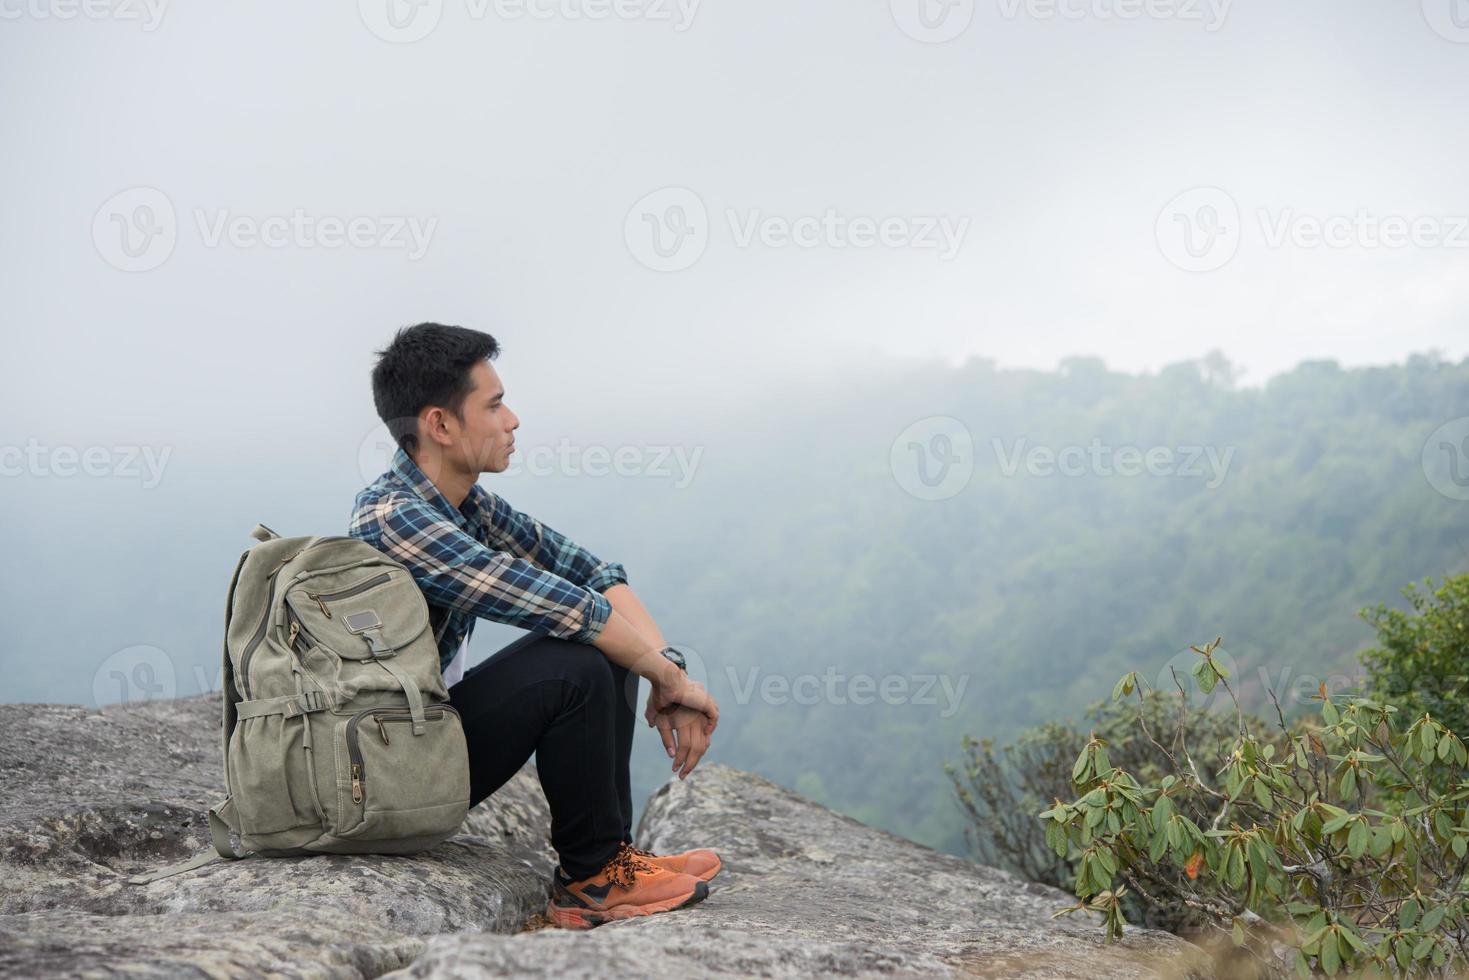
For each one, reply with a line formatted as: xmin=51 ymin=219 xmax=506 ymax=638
xmin=474 ymin=488 xmax=630 ymax=595
xmin=355 ymin=494 xmax=613 ymax=644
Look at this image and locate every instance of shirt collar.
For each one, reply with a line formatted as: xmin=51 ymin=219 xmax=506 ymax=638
xmin=389 ymin=446 xmax=485 ymax=534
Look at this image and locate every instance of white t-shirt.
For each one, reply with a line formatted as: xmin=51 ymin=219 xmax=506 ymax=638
xmin=442 ymin=633 xmax=469 ymax=688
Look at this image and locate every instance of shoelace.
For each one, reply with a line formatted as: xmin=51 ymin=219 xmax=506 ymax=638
xmin=603 ymin=841 xmax=656 ymax=889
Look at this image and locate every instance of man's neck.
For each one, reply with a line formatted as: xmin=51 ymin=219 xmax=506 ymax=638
xmin=411 ymin=451 xmax=476 ymax=511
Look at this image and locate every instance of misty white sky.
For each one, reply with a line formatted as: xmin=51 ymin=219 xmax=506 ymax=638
xmin=2 ymin=0 xmax=1466 ymax=445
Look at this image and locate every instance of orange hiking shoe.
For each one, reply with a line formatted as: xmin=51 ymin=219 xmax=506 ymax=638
xmin=546 ymin=841 xmax=709 ymax=930
xmin=625 ymin=841 xmax=722 ymax=882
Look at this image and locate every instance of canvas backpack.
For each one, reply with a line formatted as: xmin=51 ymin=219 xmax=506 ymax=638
xmin=128 ymin=523 xmax=470 ymax=884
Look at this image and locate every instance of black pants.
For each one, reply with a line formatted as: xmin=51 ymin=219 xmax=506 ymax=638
xmin=447 ymin=632 xmax=638 ymax=879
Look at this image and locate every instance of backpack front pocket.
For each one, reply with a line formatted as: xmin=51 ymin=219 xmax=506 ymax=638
xmin=285 ymin=567 xmax=428 ymax=662
xmin=335 ymin=704 xmax=469 ymax=843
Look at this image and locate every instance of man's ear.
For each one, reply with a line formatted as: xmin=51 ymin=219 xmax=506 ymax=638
xmin=419 ymin=406 xmax=452 ymax=448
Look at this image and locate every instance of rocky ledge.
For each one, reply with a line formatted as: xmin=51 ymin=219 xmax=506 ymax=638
xmin=0 ymin=693 xmax=1215 ymax=978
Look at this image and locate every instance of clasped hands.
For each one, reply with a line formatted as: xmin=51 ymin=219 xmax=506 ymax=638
xmin=644 ymin=669 xmax=719 ymax=781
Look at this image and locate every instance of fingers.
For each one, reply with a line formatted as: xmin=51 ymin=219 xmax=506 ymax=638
xmin=703 ymin=696 xmax=719 ymax=735
xmin=671 ymin=719 xmax=692 ymax=775
xmin=678 ymin=724 xmax=709 ymax=779
xmin=654 ymin=713 xmax=677 ymax=759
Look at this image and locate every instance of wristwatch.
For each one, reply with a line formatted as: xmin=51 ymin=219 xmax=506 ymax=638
xmin=658 ymin=645 xmax=688 ymax=672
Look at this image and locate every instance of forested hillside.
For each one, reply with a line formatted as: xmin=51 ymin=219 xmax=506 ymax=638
xmin=622 ymin=352 xmax=1469 ymax=854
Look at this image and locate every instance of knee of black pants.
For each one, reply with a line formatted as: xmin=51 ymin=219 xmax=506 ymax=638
xmin=530 ymin=637 xmax=616 ymax=704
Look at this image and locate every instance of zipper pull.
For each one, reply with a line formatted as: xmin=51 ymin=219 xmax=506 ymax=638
xmin=287 ymin=621 xmax=301 ymax=649
xmin=351 ymin=764 xmax=363 ymax=803
xmin=375 ymin=716 xmax=390 ymax=746
xmin=310 ymin=593 xmax=332 ymax=619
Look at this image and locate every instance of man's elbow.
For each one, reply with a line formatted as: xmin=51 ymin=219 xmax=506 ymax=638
xmin=586 ymin=562 xmax=629 ymax=595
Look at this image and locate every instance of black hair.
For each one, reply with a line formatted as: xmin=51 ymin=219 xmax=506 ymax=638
xmin=370 ymin=322 xmax=500 ymax=456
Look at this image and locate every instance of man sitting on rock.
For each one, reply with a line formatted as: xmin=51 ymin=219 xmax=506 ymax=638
xmin=349 ymin=321 xmax=722 ymax=929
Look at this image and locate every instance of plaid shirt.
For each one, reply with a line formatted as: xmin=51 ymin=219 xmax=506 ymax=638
xmin=349 ymin=446 xmax=628 ymax=675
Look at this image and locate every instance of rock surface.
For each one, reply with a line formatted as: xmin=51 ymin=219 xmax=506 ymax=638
xmin=1 ymin=693 xmax=1216 ymax=978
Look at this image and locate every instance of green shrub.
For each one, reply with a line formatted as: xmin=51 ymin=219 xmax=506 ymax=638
xmin=945 ymin=685 xmax=1265 ymax=933
xmin=1039 ymin=637 xmax=1469 ymax=977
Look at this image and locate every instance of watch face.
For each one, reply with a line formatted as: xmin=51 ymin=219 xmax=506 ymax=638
xmin=663 ymin=646 xmax=687 ymax=668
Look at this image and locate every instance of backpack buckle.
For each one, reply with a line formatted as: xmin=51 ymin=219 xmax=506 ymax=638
xmin=282 ymin=690 xmax=327 ymax=718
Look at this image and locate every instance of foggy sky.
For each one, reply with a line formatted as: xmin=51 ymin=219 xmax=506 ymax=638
xmin=2 ymin=0 xmax=1466 ymax=704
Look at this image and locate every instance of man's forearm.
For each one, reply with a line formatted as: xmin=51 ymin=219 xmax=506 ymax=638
xmin=589 ymin=605 xmax=682 ymax=690
xmin=601 ymin=582 xmax=667 ymax=650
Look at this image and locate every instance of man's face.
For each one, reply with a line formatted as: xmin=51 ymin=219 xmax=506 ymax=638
xmin=435 ymin=360 xmax=519 ymax=475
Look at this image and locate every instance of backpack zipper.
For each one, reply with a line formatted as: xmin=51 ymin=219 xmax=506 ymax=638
xmin=237 ymin=537 xmax=357 ymax=699
xmin=239 ymin=569 xmax=282 ymax=700
xmin=283 ymin=603 xmax=318 ymax=652
xmin=345 ymin=704 xmax=460 ymax=803
xmin=305 ymin=571 xmax=393 ymax=621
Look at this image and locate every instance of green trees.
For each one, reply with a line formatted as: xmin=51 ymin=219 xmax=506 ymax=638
xmin=1361 ymin=577 xmax=1469 ymax=744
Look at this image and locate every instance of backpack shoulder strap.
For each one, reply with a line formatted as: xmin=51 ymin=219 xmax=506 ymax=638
xmin=125 ymin=797 xmax=247 ymax=884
